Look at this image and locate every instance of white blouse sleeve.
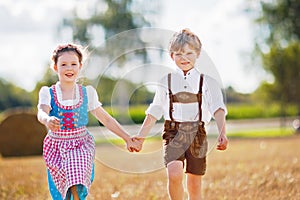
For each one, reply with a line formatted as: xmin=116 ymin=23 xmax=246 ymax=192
xmin=86 ymin=85 xmax=102 ymax=111
xmin=37 ymin=86 xmax=51 ymax=109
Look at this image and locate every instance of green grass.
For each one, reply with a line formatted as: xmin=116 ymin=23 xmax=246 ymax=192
xmin=87 ymin=103 xmax=298 ymax=126
xmin=95 ymin=128 xmax=296 ymax=145
xmin=227 ymin=127 xmax=295 ymax=138
xmin=95 ymin=135 xmax=161 ymax=145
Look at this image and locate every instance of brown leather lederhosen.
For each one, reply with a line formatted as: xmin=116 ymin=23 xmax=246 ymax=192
xmin=162 ymin=73 xmax=208 ymax=175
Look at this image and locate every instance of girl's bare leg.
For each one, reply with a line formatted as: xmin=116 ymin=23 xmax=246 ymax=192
xmin=70 ymin=185 xmax=80 ymax=200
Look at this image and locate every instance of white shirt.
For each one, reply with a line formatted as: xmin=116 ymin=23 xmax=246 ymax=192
xmin=37 ymin=82 xmax=102 ymax=111
xmin=146 ymin=68 xmax=227 ymax=124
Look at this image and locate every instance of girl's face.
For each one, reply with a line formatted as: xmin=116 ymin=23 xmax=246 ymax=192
xmin=171 ymin=44 xmax=200 ymax=71
xmin=54 ymin=51 xmax=82 ymax=84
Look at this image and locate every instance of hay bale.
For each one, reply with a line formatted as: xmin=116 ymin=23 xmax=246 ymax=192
xmin=0 ymin=110 xmax=47 ymax=157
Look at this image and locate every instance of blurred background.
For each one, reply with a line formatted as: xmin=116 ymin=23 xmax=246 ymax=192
xmin=0 ymin=0 xmax=299 ymax=128
xmin=0 ymin=1 xmax=299 ymax=199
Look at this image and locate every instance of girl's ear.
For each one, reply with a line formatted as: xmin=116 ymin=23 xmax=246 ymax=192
xmin=53 ymin=64 xmax=58 ymax=71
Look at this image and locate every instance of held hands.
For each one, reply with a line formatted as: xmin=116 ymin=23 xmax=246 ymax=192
xmin=217 ymin=134 xmax=228 ymax=151
xmin=125 ymin=136 xmax=145 ymax=152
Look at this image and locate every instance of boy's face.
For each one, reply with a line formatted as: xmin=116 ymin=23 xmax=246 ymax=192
xmin=171 ymin=44 xmax=200 ymax=71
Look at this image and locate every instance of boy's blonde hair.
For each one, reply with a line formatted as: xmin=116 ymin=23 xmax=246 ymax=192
xmin=168 ymin=29 xmax=202 ymax=55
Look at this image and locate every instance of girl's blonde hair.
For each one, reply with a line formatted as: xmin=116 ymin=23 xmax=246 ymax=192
xmin=169 ymin=29 xmax=202 ymax=55
xmin=50 ymin=43 xmax=85 ymax=69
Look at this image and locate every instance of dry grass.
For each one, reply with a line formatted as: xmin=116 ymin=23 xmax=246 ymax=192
xmin=0 ymin=135 xmax=299 ymax=200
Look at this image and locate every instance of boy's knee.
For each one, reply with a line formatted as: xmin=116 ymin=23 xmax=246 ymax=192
xmin=167 ymin=161 xmax=184 ymax=183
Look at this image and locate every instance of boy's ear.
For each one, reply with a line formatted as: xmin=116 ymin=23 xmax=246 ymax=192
xmin=170 ymin=52 xmax=175 ymax=60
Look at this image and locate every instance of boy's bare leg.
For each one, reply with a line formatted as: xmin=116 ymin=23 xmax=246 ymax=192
xmin=187 ymin=173 xmax=202 ymax=200
xmin=70 ymin=185 xmax=80 ymax=200
xmin=167 ymin=161 xmax=184 ymax=200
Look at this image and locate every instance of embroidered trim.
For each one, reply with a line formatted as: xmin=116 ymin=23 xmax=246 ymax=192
xmin=51 ymin=84 xmax=83 ymax=110
xmin=48 ymin=126 xmax=87 ymax=139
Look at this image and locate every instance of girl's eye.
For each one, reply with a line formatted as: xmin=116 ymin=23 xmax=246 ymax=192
xmin=61 ymin=64 xmax=66 ymax=66
xmin=72 ymin=63 xmax=77 ymax=66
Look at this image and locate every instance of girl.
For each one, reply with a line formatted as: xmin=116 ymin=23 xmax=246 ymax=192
xmin=37 ymin=43 xmax=136 ymax=200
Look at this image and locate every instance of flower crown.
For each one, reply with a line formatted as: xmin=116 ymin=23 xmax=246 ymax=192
xmin=51 ymin=43 xmax=83 ymax=64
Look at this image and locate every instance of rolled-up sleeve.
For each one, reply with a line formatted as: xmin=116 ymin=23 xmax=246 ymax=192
xmin=205 ymin=76 xmax=227 ymax=117
xmin=145 ymin=83 xmax=167 ymax=120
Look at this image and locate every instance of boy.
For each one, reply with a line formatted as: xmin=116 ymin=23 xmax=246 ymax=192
xmin=133 ymin=29 xmax=228 ymax=200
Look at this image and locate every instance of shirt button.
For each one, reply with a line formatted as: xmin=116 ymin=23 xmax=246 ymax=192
xmin=184 ymin=86 xmax=187 ymax=89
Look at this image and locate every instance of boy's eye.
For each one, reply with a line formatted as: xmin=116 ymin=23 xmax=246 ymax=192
xmin=61 ymin=63 xmax=66 ymax=66
xmin=175 ymin=53 xmax=182 ymax=56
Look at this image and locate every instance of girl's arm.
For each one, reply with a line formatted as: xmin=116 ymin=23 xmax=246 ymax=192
xmin=37 ymin=104 xmax=60 ymax=132
xmin=214 ymin=108 xmax=228 ymax=150
xmin=90 ymin=106 xmax=135 ymax=152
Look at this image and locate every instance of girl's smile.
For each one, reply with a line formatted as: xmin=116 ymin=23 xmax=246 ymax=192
xmin=54 ymin=51 xmax=82 ymax=83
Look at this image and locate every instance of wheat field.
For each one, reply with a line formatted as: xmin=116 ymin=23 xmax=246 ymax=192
xmin=0 ymin=135 xmax=299 ymax=200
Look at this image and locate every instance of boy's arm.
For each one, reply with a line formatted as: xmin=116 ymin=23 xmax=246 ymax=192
xmin=90 ymin=106 xmax=135 ymax=152
xmin=214 ymin=108 xmax=228 ymax=151
xmin=137 ymin=114 xmax=157 ymax=139
xmin=132 ymin=114 xmax=157 ymax=152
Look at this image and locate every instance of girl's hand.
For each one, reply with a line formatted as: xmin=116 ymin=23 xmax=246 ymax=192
xmin=124 ymin=136 xmax=136 ymax=152
xmin=217 ymin=134 xmax=228 ymax=151
xmin=130 ymin=136 xmax=145 ymax=152
xmin=46 ymin=116 xmax=60 ymax=132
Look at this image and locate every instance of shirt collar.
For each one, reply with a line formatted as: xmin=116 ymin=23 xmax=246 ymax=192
xmin=175 ymin=67 xmax=199 ymax=77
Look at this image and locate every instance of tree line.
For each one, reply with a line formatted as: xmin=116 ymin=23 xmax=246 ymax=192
xmin=0 ymin=0 xmax=299 ymax=118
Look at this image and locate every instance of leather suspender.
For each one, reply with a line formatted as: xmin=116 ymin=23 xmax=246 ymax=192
xmin=168 ymin=73 xmax=174 ymax=121
xmin=198 ymin=74 xmax=204 ymax=122
xmin=167 ymin=73 xmax=204 ymax=122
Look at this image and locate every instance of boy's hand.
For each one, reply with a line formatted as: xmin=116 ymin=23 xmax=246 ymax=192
xmin=217 ymin=134 xmax=228 ymax=151
xmin=130 ymin=136 xmax=145 ymax=152
xmin=46 ymin=116 xmax=60 ymax=132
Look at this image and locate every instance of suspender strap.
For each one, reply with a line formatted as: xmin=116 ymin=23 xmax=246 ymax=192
xmin=168 ymin=73 xmax=204 ymax=122
xmin=197 ymin=74 xmax=204 ymax=122
xmin=167 ymin=73 xmax=174 ymax=121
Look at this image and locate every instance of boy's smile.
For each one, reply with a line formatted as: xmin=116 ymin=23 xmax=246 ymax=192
xmin=171 ymin=44 xmax=200 ymax=71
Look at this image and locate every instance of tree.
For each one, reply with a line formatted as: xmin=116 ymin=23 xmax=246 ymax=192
xmin=0 ymin=78 xmax=32 ymax=111
xmin=257 ymin=0 xmax=300 ymax=44
xmin=62 ymin=0 xmax=157 ymax=46
xmin=252 ymin=0 xmax=300 ymax=116
xmin=262 ymin=43 xmax=300 ymax=111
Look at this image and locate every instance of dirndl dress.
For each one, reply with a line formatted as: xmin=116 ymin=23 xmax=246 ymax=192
xmin=43 ymin=84 xmax=95 ymax=200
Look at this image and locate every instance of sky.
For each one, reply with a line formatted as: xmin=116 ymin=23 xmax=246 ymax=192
xmin=0 ymin=0 xmax=267 ymax=94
